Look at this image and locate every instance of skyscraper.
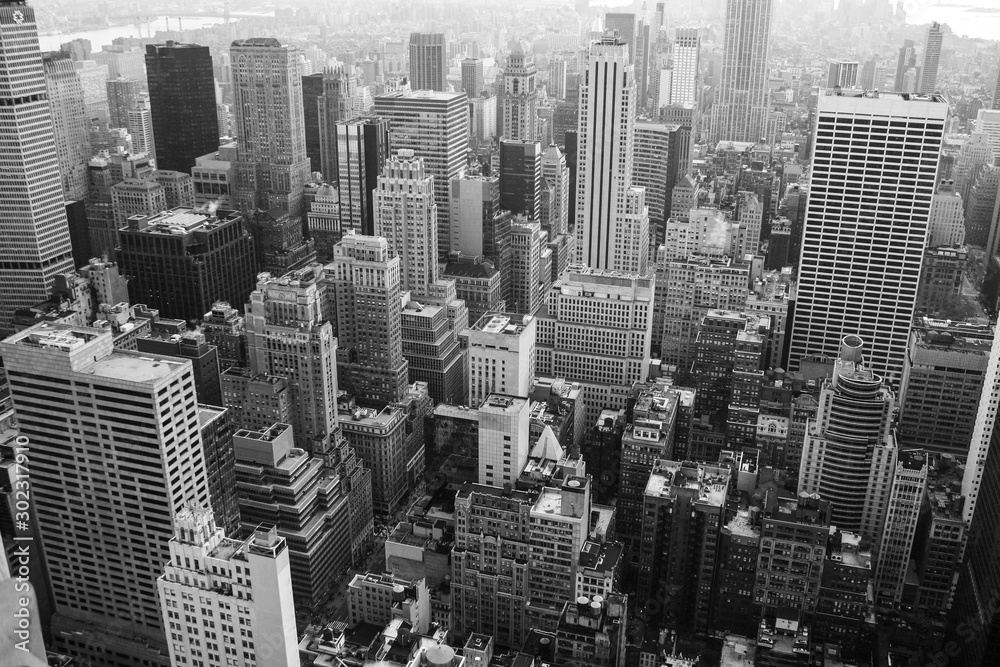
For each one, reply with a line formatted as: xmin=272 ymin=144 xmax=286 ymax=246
xmin=827 ymin=60 xmax=860 ymax=89
xmin=231 ymin=38 xmax=311 ymax=218
xmin=106 ymin=76 xmax=141 ymax=128
xmin=789 ymin=91 xmax=947 ymax=384
xmin=500 ymin=40 xmax=538 ymax=141
xmin=894 ymin=39 xmax=917 ymax=92
xmin=0 ymin=2 xmax=74 ymax=333
xmin=2 ymin=323 xmax=211 ymax=666
xmin=461 ymin=57 xmax=484 ymax=97
xmin=575 ymin=33 xmax=649 ymax=274
xmin=500 ymin=139 xmax=542 ymax=221
xmin=409 ymin=33 xmax=447 ymax=92
xmin=604 ymin=13 xmax=636 ymax=62
xmin=145 ymin=43 xmax=219 ymax=174
xmin=374 ymin=90 xmax=469 ymax=259
xmin=919 ymin=22 xmax=943 ymax=95
xmin=670 ymin=28 xmax=700 ymax=107
xmin=302 ymin=67 xmax=357 ymax=177
xmin=335 ymin=116 xmax=390 ymax=236
xmin=42 ymin=51 xmax=90 ymax=203
xmin=710 ymin=0 xmax=773 ymax=143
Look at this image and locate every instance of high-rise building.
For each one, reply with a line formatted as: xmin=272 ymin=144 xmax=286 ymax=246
xmin=157 ymin=507 xmax=299 ymax=667
xmin=548 ymin=55 xmax=567 ymax=101
xmin=335 ymin=116 xmax=389 ymax=237
xmin=952 ymin=132 xmax=994 ymax=205
xmin=2 ymin=323 xmax=211 ymax=666
xmin=670 ymin=28 xmax=700 ymax=107
xmin=575 ymin=33 xmax=649 ymax=274
xmin=106 ymin=76 xmax=140 ymax=127
xmin=374 ymin=90 xmax=469 ymax=260
xmin=0 ymin=2 xmax=74 ymax=334
xmin=536 ymin=266 xmax=654 ymax=423
xmin=633 ymin=120 xmax=681 ymax=254
xmin=245 ymin=267 xmax=338 ymax=450
xmin=448 ymin=173 xmax=513 ymax=300
xmin=789 ymin=92 xmax=947 ymax=384
xmin=466 ymin=312 xmax=537 ymax=408
xmin=827 ymin=59 xmax=860 ymax=88
xmin=894 ymin=39 xmax=917 ymax=92
xmin=798 ymin=336 xmax=898 ymax=540
xmin=42 ymin=51 xmax=91 ymax=203
xmin=500 ymin=139 xmax=542 ymax=221
xmin=118 ymin=207 xmax=257 ymax=322
xmin=874 ymin=449 xmax=928 ymax=608
xmin=927 ymin=181 xmax=965 ymax=248
xmin=478 ymin=393 xmax=530 ymax=486
xmin=111 ymin=178 xmax=167 ymax=229
xmin=302 ymin=67 xmax=357 ymax=177
xmin=461 ymin=57 xmax=484 ymax=97
xmin=145 ymin=43 xmax=218 ymax=174
xmin=541 ymin=143 xmax=570 ymax=237
xmin=374 ymin=150 xmax=440 ymax=298
xmin=604 ymin=13 xmax=636 ymax=63
xmin=500 ymin=41 xmax=538 ymax=141
xmin=919 ymin=22 xmax=943 ymax=94
xmin=75 ymin=59 xmax=110 ymax=125
xmin=326 ymin=232 xmax=409 ymax=405
xmin=231 ymin=38 xmax=311 ymax=218
xmin=127 ymin=96 xmax=156 ymax=158
xmin=710 ymin=0 xmax=773 ymax=143
xmin=510 ymin=218 xmax=551 ymax=316
xmin=409 ymin=33 xmax=447 ymax=92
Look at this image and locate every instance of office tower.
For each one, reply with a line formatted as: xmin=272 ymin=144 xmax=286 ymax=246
xmin=157 ymin=507 xmax=299 ymax=667
xmin=953 ymin=132 xmax=993 ymax=205
xmin=927 ymin=182 xmax=965 ymax=248
xmin=639 ymin=460 xmax=729 ymax=633
xmin=714 ymin=507 xmax=760 ymax=637
xmin=304 ymin=183 xmax=340 ymax=261
xmin=813 ymin=531 xmax=875 ymax=655
xmin=619 ymin=391 xmax=677 ymax=554
xmin=798 ymin=336 xmax=897 ymax=540
xmin=118 ymin=207 xmax=256 ymax=322
xmin=231 ymin=38 xmax=311 ymax=218
xmin=859 ymin=59 xmax=881 ymax=89
xmin=339 ymin=399 xmax=411 ymax=516
xmin=500 ymin=41 xmax=538 ymax=141
xmin=335 ymin=116 xmax=389 ymax=237
xmin=302 ymin=67 xmax=356 ymax=177
xmin=327 ymin=233 xmax=409 ymax=405
xmin=711 ymin=0 xmax=773 ymax=143
xmin=245 ymin=267 xmax=338 ymax=450
xmin=74 ymin=59 xmax=110 ymax=125
xmin=106 ymin=76 xmax=140 ymax=127
xmin=789 ymin=92 xmax=947 ymax=383
xmin=976 ymin=108 xmax=1000 ymax=155
xmin=233 ymin=422 xmax=373 ymax=608
xmin=244 ymin=207 xmax=316 ymax=275
xmin=536 ymin=266 xmax=653 ymax=423
xmin=633 ymin=120 xmax=681 ymax=253
xmin=993 ymin=65 xmax=1000 ymax=111
xmin=827 ymin=60 xmax=859 ymax=89
xmin=409 ymin=33 xmax=447 ymax=92
xmin=135 ymin=329 xmax=223 ymax=405
xmin=548 ymin=56 xmax=567 ymax=100
xmin=145 ymin=43 xmax=218 ymax=174
xmin=604 ymin=13 xmax=636 ymax=62
xmin=93 ymin=45 xmax=145 ymax=84
xmin=191 ymin=143 xmax=236 ymax=208
xmin=2 ymin=323 xmax=211 ymax=666
xmin=500 ymin=139 xmax=542 ymax=220
xmin=575 ymin=34 xmax=649 ymax=274
xmin=346 ymin=573 xmax=432 ymax=632
xmin=874 ymin=450 xmax=928 ymax=608
xmin=541 ymin=144 xmax=570 ymax=237
xmin=462 ymin=57 xmax=484 ymax=97
xmin=509 ymin=218 xmax=550 ymax=315
xmin=470 ymin=94 xmax=498 ymax=143
xmin=448 ymin=173 xmax=513 ymax=300
xmin=478 ymin=394 xmax=530 ymax=486
xmin=753 ymin=494 xmax=830 ymax=617
xmin=919 ymin=22 xmax=943 ymax=94
xmin=964 ymin=165 xmax=1000 ymax=247
xmin=400 ymin=298 xmax=466 ymax=404
xmin=127 ymin=96 xmax=155 ymax=158
xmin=111 ymin=178 xmax=166 ymax=229
xmin=42 ymin=52 xmax=90 ymax=203
xmin=899 ymin=325 xmax=990 ymax=458
xmin=443 ymin=257 xmax=505 ymax=324
xmin=917 ymin=245 xmax=968 ymax=315
xmin=0 ymin=4 xmax=74 ymax=334
xmin=374 ymin=90 xmax=469 ymax=260
xmin=635 ymin=17 xmax=651 ymax=110
xmin=670 ymin=28 xmax=700 ymax=107
xmin=155 ymin=169 xmax=195 ymax=209
xmin=373 ymin=150 xmax=441 ymax=297
xmin=467 ymin=313 xmax=537 ymax=408
xmin=895 ymin=39 xmax=917 ymax=92
xmin=554 ymin=596 xmax=627 ymax=667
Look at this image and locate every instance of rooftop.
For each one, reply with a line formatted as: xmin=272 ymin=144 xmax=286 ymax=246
xmin=644 ymin=460 xmax=729 ymax=507
xmin=829 ymin=531 xmax=872 ymax=570
xmin=88 ymin=352 xmax=187 ymax=383
xmin=578 ymin=540 xmax=623 ymax=574
xmin=726 ymin=509 xmax=760 ymax=539
xmin=474 ymin=313 xmax=530 ymax=336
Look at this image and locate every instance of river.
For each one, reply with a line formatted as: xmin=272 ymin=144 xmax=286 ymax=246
xmin=37 ymin=15 xmax=245 ymax=52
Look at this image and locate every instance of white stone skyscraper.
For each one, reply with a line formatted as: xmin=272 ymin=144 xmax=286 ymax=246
xmin=42 ymin=51 xmax=90 ymax=202
xmin=575 ymin=33 xmax=649 ymax=274
xmin=669 ymin=28 xmax=700 ymax=107
xmin=374 ymin=150 xmax=440 ymax=298
xmin=710 ymin=0 xmax=773 ymax=143
xmin=501 ymin=40 xmax=538 ymax=141
xmin=0 ymin=1 xmax=74 ymax=332
xmin=231 ymin=38 xmax=311 ymax=218
xmin=789 ymin=91 xmax=947 ymax=385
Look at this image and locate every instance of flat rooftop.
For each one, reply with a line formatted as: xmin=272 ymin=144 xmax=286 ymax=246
xmin=88 ymin=352 xmax=187 ymax=383
xmin=475 ymin=313 xmax=529 ymax=336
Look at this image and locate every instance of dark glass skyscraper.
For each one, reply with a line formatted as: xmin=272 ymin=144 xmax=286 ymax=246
xmin=145 ymin=42 xmax=219 ymax=173
xmin=336 ymin=116 xmax=390 ymax=236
